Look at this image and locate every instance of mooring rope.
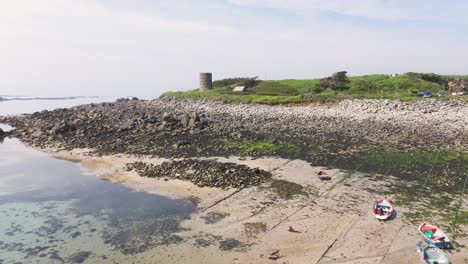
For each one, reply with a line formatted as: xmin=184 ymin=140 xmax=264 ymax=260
xmin=380 ymin=146 xmax=445 ymax=263
xmin=462 ymin=170 xmax=468 ymax=195
xmin=415 ymin=148 xmax=442 ymax=202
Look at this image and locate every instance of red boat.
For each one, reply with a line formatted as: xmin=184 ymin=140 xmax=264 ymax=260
xmin=318 ymin=171 xmax=331 ymax=181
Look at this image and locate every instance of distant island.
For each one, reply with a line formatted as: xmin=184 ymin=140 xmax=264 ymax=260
xmin=163 ymin=72 xmax=468 ymax=104
xmin=0 ymin=96 xmax=99 ymax=101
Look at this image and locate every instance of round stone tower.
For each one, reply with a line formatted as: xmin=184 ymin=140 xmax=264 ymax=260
xmin=199 ymin=72 xmax=213 ymax=91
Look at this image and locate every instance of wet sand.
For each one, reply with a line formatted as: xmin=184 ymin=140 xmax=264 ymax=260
xmin=50 ymin=149 xmax=468 ymax=264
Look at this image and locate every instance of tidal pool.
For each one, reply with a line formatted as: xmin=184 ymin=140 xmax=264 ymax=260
xmin=0 ymin=137 xmax=196 ymax=263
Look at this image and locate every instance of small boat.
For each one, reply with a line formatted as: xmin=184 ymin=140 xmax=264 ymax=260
xmin=417 ymin=242 xmax=451 ymax=264
xmin=372 ymin=199 xmax=394 ymax=220
xmin=318 ymin=171 xmax=331 ymax=181
xmin=419 ymin=223 xmax=452 ymax=249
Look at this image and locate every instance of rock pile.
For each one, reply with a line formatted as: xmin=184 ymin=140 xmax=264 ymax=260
xmin=126 ymin=160 xmax=272 ymax=189
xmin=2 ymin=100 xmax=211 ymax=152
xmin=153 ymin=97 xmax=468 ymax=150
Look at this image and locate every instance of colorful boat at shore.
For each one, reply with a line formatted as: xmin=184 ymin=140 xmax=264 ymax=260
xmin=317 ymin=171 xmax=331 ymax=181
xmin=417 ymin=242 xmax=451 ymax=264
xmin=418 ymin=223 xmax=452 ymax=249
xmin=372 ymin=199 xmax=394 ymax=220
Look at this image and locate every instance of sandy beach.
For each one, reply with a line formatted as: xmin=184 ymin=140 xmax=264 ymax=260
xmin=48 ymin=148 xmax=468 ymax=264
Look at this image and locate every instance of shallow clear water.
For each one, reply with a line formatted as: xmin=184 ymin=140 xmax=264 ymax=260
xmin=0 ymin=97 xmax=117 ymax=116
xmin=0 ymin=137 xmax=196 ymax=263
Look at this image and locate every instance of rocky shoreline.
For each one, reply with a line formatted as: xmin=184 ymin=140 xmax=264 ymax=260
xmin=3 ymin=98 xmax=466 ymax=149
xmin=1 ymin=97 xmax=467 ymax=187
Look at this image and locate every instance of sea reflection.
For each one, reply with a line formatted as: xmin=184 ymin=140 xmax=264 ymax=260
xmin=0 ymin=97 xmax=116 ymax=116
xmin=0 ymin=138 xmax=196 ymax=263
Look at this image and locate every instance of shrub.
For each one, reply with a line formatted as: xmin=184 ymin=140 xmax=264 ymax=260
xmin=407 ymin=88 xmax=420 ymax=94
xmin=350 ymin=79 xmax=373 ymax=92
xmin=213 ymin=77 xmax=260 ymax=88
xmin=311 ymin=84 xmax=324 ymax=93
xmin=317 ymin=71 xmax=350 ymax=91
xmin=421 ymin=73 xmax=443 ymax=83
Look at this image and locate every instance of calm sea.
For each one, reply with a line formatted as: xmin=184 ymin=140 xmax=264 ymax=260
xmin=0 ymin=98 xmax=196 ymax=263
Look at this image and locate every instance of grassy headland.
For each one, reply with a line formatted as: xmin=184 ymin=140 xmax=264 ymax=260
xmin=162 ymin=72 xmax=468 ymax=104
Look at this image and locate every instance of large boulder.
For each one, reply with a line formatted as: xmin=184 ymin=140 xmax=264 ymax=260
xmin=50 ymin=122 xmax=76 ymax=135
xmin=0 ymin=128 xmax=9 ymax=141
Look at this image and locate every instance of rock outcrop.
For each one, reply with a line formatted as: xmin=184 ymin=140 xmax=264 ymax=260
xmin=126 ymin=160 xmax=271 ymax=189
xmin=0 ymin=127 xmax=10 ymax=141
xmin=447 ymin=79 xmax=468 ymax=93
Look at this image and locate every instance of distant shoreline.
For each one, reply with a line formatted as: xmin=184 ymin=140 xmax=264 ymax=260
xmin=0 ymin=96 xmax=99 ymax=101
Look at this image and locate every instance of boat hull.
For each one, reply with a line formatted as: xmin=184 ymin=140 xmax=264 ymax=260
xmin=421 ymin=235 xmax=451 ymax=249
xmin=418 ymin=243 xmax=451 ymax=264
xmin=375 ymin=213 xmax=392 ymax=220
xmin=318 ymin=171 xmax=331 ymax=181
xmin=418 ymin=223 xmax=452 ymax=249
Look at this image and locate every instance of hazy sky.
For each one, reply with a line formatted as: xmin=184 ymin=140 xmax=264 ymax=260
xmin=1 ymin=0 xmax=468 ymax=98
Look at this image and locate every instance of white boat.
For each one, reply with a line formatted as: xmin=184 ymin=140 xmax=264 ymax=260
xmin=372 ymin=199 xmax=395 ymax=220
xmin=419 ymin=223 xmax=452 ymax=249
xmin=417 ymin=242 xmax=451 ymax=264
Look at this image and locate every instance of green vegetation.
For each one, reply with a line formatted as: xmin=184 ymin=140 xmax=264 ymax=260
xmin=359 ymin=150 xmax=463 ymax=171
xmin=243 ymin=222 xmax=267 ymax=236
xmin=450 ymin=210 xmax=468 ymax=226
xmin=220 ymin=139 xmax=301 ymax=157
xmin=269 ymin=179 xmax=308 ymax=199
xmin=317 ymin=71 xmax=350 ymax=92
xmin=212 ymin=77 xmax=260 ymax=88
xmin=402 ymin=191 xmax=467 ymax=246
xmin=163 ymin=87 xmax=305 ymax=105
xmin=249 ymin=81 xmax=300 ymax=96
xmin=375 ymin=150 xmax=467 ymax=245
xmin=161 ymin=72 xmax=468 ymax=104
xmin=358 ymin=150 xmax=467 ymax=189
